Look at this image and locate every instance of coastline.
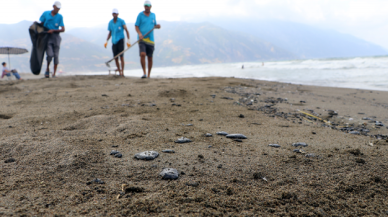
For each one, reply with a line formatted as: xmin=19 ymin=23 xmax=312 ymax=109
xmin=10 ymin=71 xmax=388 ymax=92
xmin=1 ymin=76 xmax=387 ymax=215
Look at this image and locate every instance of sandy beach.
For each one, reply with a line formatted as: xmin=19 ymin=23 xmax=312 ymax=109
xmin=1 ymin=75 xmax=387 ymax=216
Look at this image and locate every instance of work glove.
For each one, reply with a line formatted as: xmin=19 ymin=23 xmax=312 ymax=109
xmin=127 ymin=42 xmax=131 ymax=48
xmin=104 ymin=41 xmax=108 ymax=48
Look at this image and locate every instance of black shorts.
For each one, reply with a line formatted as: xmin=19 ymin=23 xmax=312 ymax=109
xmin=139 ymin=42 xmax=155 ymax=57
xmin=112 ymin=39 xmax=124 ymax=58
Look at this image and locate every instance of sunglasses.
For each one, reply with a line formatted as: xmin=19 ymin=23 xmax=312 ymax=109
xmin=144 ymin=4 xmax=151 ymax=7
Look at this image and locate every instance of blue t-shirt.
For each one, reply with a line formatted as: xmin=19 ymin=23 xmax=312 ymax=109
xmin=39 ymin=11 xmax=64 ymax=30
xmin=135 ymin=12 xmax=156 ymax=44
xmin=108 ymin=18 xmax=126 ymax=45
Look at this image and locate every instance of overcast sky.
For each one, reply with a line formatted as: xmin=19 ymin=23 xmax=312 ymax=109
xmin=3 ymin=0 xmax=388 ymax=49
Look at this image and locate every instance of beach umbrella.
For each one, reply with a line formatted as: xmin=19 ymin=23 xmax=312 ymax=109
xmin=0 ymin=46 xmax=28 ymax=68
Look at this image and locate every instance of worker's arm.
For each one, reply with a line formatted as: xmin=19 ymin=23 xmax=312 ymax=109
xmin=123 ymin=25 xmax=130 ymax=40
xmin=135 ymin=26 xmax=143 ymax=40
xmin=123 ymin=25 xmax=131 ymax=47
xmin=105 ymin=32 xmax=111 ymax=48
xmin=47 ymin=26 xmax=65 ymax=34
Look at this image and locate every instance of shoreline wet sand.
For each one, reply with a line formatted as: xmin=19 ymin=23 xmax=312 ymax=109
xmin=1 ymin=76 xmax=387 ymax=216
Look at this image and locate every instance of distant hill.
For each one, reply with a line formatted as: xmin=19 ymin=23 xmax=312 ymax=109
xmin=212 ymin=19 xmax=388 ymax=59
xmin=68 ymin=21 xmax=294 ymax=67
xmin=154 ymin=22 xmax=293 ymax=65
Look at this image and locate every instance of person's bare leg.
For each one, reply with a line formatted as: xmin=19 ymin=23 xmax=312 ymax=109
xmin=44 ymin=61 xmax=52 ymax=78
xmin=45 ymin=44 xmax=53 ymax=75
xmin=147 ymin=56 xmax=153 ymax=78
xmin=52 ymin=42 xmax=60 ymax=77
xmin=53 ymin=64 xmax=58 ymax=77
xmin=46 ymin=62 xmax=51 ymax=73
xmin=114 ymin=58 xmax=121 ymax=76
xmin=140 ymin=52 xmax=147 ymax=77
xmin=120 ymin=56 xmax=125 ymax=77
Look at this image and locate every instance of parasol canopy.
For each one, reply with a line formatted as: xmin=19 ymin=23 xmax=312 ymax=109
xmin=0 ymin=46 xmax=28 ymax=68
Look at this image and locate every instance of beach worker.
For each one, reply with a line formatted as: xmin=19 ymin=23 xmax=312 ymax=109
xmin=105 ymin=8 xmax=130 ymax=77
xmin=39 ymin=1 xmax=65 ymax=78
xmin=135 ymin=0 xmax=161 ymax=78
xmin=2 ymin=62 xmax=22 ymax=80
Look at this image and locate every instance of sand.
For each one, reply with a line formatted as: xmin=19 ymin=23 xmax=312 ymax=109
xmin=1 ymin=75 xmax=388 ymax=216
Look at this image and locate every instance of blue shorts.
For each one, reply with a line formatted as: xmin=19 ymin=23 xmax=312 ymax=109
xmin=112 ymin=39 xmax=124 ymax=58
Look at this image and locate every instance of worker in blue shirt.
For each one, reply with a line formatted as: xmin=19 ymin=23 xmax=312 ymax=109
xmin=105 ymin=8 xmax=130 ymax=77
xmin=135 ymin=0 xmax=161 ymax=78
xmin=39 ymin=1 xmax=65 ymax=78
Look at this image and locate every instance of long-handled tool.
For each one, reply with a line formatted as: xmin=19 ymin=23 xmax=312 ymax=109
xmin=105 ymin=27 xmax=155 ymax=68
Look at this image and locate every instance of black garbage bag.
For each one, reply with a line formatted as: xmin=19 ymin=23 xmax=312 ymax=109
xmin=29 ymin=22 xmax=49 ymax=75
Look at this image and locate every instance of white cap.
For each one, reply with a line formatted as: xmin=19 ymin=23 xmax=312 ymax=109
xmin=112 ymin=8 xmax=119 ymax=14
xmin=53 ymin=1 xmax=61 ymax=9
xmin=144 ymin=0 xmax=152 ymax=6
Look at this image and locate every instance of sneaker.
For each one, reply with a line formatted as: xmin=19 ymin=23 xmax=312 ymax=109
xmin=141 ymin=74 xmax=147 ymax=79
xmin=45 ymin=71 xmax=50 ymax=78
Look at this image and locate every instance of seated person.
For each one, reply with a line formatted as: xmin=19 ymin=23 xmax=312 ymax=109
xmin=1 ymin=62 xmax=22 ymax=80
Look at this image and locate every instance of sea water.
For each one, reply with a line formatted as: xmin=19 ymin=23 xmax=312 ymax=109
xmin=72 ymin=56 xmax=388 ymax=91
